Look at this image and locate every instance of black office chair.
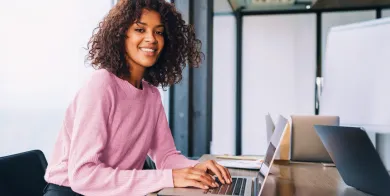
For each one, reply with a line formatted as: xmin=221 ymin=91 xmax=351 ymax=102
xmin=143 ymin=156 xmax=156 ymax=170
xmin=0 ymin=150 xmax=48 ymax=196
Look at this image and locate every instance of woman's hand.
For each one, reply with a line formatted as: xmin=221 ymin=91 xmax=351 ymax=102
xmin=194 ymin=160 xmax=232 ymax=185
xmin=172 ymin=167 xmax=219 ymax=189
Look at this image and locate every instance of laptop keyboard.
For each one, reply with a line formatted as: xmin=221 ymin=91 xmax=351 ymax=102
xmin=206 ymin=177 xmax=247 ymax=195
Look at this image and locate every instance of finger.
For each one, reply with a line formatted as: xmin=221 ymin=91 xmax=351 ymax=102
xmin=208 ymin=169 xmax=216 ymax=176
xmin=218 ymin=165 xmax=231 ymax=180
xmin=187 ymin=173 xmax=216 ymax=188
xmin=192 ymin=168 xmax=219 ymax=187
xmin=190 ymin=168 xmax=216 ymax=181
xmin=215 ymin=163 xmax=231 ymax=184
xmin=224 ymin=166 xmax=232 ymax=181
xmin=204 ymin=161 xmax=226 ymax=184
xmin=188 ymin=179 xmax=210 ymax=190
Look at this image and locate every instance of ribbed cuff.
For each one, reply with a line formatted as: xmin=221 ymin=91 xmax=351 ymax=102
xmin=188 ymin=159 xmax=200 ymax=167
xmin=162 ymin=169 xmax=174 ymax=188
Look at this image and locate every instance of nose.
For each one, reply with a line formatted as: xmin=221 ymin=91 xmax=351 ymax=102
xmin=145 ymin=31 xmax=157 ymax=44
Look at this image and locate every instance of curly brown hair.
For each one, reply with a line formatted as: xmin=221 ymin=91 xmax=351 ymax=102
xmin=86 ymin=0 xmax=203 ymax=88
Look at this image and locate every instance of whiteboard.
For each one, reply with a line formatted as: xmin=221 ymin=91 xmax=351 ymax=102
xmin=320 ymin=17 xmax=390 ymax=133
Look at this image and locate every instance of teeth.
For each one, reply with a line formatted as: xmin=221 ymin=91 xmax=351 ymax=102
xmin=140 ymin=48 xmax=155 ymax=52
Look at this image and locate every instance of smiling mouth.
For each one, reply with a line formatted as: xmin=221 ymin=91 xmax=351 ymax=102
xmin=140 ymin=47 xmax=157 ymax=52
xmin=139 ymin=47 xmax=157 ymax=56
xmin=140 ymin=48 xmax=156 ymax=52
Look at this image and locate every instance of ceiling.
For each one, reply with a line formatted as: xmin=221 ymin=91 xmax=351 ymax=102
xmin=214 ymin=0 xmax=234 ymax=13
xmin=214 ymin=0 xmax=312 ymax=13
xmin=214 ymin=0 xmax=390 ymax=14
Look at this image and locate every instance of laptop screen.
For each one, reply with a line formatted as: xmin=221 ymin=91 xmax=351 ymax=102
xmin=254 ymin=115 xmax=288 ymax=196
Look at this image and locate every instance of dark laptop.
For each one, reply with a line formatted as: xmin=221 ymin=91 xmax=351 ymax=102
xmin=314 ymin=125 xmax=390 ymax=196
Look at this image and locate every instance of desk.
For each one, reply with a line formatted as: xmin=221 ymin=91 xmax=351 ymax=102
xmin=150 ymin=155 xmax=372 ymax=196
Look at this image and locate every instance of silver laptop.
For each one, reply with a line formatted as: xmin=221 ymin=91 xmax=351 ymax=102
xmin=290 ymin=115 xmax=339 ymax=163
xmin=265 ymin=113 xmax=275 ymax=143
xmin=158 ymin=115 xmax=289 ymax=196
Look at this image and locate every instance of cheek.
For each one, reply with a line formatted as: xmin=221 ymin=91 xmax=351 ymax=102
xmin=159 ymin=37 xmax=165 ymax=50
xmin=125 ymin=38 xmax=139 ymax=54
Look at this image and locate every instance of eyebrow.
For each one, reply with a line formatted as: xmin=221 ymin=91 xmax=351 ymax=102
xmin=136 ymin=21 xmax=164 ymax=28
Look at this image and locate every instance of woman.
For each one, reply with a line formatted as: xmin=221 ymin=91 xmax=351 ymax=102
xmin=43 ymin=0 xmax=232 ymax=195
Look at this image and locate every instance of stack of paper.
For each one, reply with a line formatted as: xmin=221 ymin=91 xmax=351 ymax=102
xmin=217 ymin=159 xmax=263 ymax=170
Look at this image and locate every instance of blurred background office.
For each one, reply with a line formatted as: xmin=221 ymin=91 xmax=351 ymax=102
xmin=1 ymin=0 xmax=390 ymax=171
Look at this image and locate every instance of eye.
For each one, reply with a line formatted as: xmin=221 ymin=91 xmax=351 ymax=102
xmin=156 ymin=31 xmax=164 ymax=35
xmin=135 ymin=28 xmax=145 ymax=33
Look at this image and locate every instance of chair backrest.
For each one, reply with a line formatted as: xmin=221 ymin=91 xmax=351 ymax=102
xmin=0 ymin=150 xmax=48 ymax=196
xmin=142 ymin=156 xmax=156 ymax=170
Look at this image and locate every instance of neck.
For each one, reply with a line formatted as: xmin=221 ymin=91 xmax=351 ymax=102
xmin=128 ymin=77 xmax=143 ymax=89
xmin=126 ymin=63 xmax=145 ymax=89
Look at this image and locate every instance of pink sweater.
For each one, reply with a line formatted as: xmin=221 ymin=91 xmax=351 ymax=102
xmin=44 ymin=69 xmax=198 ymax=196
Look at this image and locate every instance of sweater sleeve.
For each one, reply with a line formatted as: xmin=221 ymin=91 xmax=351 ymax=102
xmin=67 ymin=73 xmax=174 ymax=196
xmin=148 ymin=92 xmax=199 ymax=169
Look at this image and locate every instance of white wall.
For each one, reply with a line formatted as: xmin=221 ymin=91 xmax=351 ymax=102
xmin=212 ymin=15 xmax=236 ymax=155
xmin=213 ymin=10 xmax=387 ymax=156
xmin=0 ymin=0 xmax=111 ymax=159
xmin=242 ymin=14 xmax=316 ymax=155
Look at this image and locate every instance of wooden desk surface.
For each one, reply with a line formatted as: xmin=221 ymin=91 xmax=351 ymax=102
xmin=200 ymin=155 xmax=372 ymax=196
xmin=149 ymin=155 xmax=372 ymax=196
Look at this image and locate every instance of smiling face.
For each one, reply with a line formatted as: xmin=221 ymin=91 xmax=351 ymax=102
xmin=125 ymin=9 xmax=165 ymax=70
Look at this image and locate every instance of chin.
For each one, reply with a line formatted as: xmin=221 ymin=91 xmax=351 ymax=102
xmin=139 ymin=59 xmax=158 ymax=68
xmin=141 ymin=62 xmax=156 ymax=68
